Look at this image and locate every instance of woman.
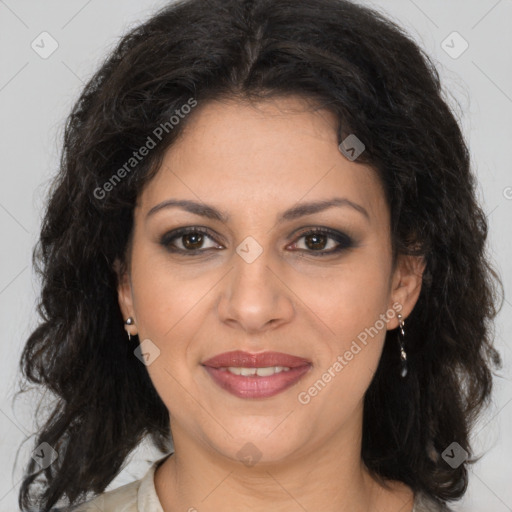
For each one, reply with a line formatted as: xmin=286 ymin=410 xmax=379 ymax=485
xmin=17 ymin=0 xmax=503 ymax=511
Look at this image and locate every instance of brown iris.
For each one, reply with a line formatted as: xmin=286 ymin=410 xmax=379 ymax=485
xmin=182 ymin=232 xmax=204 ymax=249
xmin=304 ymin=233 xmax=328 ymax=250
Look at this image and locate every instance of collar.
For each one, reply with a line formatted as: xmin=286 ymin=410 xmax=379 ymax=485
xmin=137 ymin=455 xmax=170 ymax=512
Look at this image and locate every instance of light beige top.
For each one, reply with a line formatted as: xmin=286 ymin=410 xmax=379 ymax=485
xmin=70 ymin=456 xmax=451 ymax=512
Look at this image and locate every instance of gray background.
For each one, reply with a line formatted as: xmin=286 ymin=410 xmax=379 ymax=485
xmin=1 ymin=0 xmax=511 ymax=510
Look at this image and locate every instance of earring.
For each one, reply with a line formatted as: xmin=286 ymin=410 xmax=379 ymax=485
xmin=397 ymin=313 xmax=407 ymax=378
xmin=124 ymin=317 xmax=134 ymax=341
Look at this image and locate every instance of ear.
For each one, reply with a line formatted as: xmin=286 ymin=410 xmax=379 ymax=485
xmin=113 ymin=258 xmax=137 ymax=337
xmin=387 ymin=254 xmax=426 ymax=329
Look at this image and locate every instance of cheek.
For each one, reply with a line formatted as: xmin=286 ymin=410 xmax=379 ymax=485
xmin=289 ymin=254 xmax=392 ymax=338
xmin=129 ymin=242 xmax=208 ymax=339
xmin=293 ymin=269 xmax=391 ymax=414
xmin=287 ymin=256 xmax=392 ymax=404
xmin=128 ymin=255 xmax=211 ymax=409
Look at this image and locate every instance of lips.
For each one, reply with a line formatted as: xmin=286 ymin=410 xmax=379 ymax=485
xmin=202 ymin=350 xmax=311 ymax=369
xmin=201 ymin=350 xmax=312 ymax=399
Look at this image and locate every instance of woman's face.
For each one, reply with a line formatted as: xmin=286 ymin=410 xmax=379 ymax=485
xmin=117 ymin=96 xmax=424 ymax=465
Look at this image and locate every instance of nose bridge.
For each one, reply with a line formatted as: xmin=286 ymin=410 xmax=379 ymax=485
xmin=217 ymin=240 xmax=294 ymax=332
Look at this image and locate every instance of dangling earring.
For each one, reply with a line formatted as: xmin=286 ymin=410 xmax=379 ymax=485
xmin=397 ymin=313 xmax=407 ymax=377
xmin=125 ymin=317 xmax=134 ymax=341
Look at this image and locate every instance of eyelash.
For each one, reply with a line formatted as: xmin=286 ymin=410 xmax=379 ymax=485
xmin=159 ymin=226 xmax=354 ymax=256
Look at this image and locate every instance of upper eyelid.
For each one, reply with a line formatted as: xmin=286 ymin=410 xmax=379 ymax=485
xmin=161 ymin=227 xmax=222 ymax=247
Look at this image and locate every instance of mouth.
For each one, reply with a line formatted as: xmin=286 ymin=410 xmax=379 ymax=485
xmin=201 ymin=350 xmax=312 ymax=399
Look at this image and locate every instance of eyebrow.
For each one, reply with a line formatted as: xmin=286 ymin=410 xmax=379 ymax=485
xmin=146 ymin=197 xmax=370 ymax=223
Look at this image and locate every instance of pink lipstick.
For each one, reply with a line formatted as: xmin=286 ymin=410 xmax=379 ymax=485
xmin=202 ymin=350 xmax=312 ymax=399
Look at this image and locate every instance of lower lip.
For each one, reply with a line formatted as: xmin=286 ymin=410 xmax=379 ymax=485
xmin=203 ymin=365 xmax=312 ymax=399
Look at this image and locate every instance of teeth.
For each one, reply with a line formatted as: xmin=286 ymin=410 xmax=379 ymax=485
xmin=221 ymin=366 xmax=291 ymax=376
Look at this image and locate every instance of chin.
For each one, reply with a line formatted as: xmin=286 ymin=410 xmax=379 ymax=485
xmin=206 ymin=421 xmax=307 ymax=466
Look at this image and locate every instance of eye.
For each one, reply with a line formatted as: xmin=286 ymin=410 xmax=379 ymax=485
xmin=160 ymin=226 xmax=354 ymax=256
xmin=160 ymin=227 xmax=223 ymax=253
xmin=288 ymin=228 xmax=354 ymax=255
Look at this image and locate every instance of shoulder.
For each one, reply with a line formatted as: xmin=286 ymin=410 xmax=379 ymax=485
xmin=61 ymin=456 xmax=169 ymax=512
xmin=68 ymin=479 xmax=139 ymax=512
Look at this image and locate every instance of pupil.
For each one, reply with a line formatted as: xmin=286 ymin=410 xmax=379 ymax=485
xmin=183 ymin=233 xmax=203 ymax=249
xmin=305 ymin=233 xmax=327 ymax=250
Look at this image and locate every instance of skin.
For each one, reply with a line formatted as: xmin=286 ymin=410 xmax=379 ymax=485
xmin=116 ymin=96 xmax=425 ymax=512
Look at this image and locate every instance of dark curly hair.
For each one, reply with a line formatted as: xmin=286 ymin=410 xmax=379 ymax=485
xmin=17 ymin=0 xmax=503 ymax=510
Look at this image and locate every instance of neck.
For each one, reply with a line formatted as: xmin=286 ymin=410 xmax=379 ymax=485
xmin=154 ymin=409 xmax=414 ymax=512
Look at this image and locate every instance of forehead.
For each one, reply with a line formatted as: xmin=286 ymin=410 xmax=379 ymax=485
xmin=137 ymin=96 xmax=388 ymax=228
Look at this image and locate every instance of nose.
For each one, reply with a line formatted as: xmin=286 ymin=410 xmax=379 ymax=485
xmin=217 ymin=250 xmax=295 ymax=334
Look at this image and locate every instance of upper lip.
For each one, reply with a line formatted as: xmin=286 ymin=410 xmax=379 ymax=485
xmin=202 ymin=350 xmax=311 ymax=369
